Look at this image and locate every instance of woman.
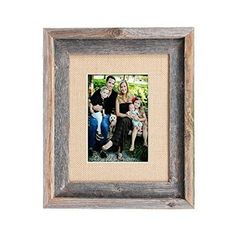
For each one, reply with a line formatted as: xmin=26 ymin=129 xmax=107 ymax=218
xmin=102 ymin=80 xmax=134 ymax=160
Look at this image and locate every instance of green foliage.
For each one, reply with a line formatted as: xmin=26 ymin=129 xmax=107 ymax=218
xmin=93 ymin=79 xmax=106 ymax=90
xmin=128 ymin=83 xmax=148 ymax=108
xmin=93 ymin=79 xmax=148 ymax=108
xmin=124 ymin=137 xmax=148 ymax=162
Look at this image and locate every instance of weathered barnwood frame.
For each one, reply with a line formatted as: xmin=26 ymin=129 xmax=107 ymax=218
xmin=43 ymin=28 xmax=194 ymax=208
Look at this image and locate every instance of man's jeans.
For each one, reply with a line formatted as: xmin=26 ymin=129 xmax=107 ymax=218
xmin=88 ymin=114 xmax=110 ymax=149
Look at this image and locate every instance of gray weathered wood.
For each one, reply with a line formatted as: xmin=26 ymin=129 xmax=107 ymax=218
xmin=55 ymin=38 xmax=182 ymax=55
xmin=46 ymin=198 xmax=193 ymax=209
xmin=43 ymin=28 xmax=194 ymax=208
xmin=56 ymin=182 xmax=181 ymax=198
xmin=184 ymin=30 xmax=194 ymax=206
xmin=53 ymin=38 xmax=185 ymax=199
xmin=43 ymin=30 xmax=55 ymax=206
xmin=45 ymin=27 xmax=193 ymax=39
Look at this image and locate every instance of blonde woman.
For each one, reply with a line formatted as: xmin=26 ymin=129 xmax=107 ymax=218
xmin=102 ymin=80 xmax=134 ymax=160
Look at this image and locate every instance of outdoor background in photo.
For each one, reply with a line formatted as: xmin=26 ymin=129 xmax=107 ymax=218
xmin=88 ymin=74 xmax=148 ymax=109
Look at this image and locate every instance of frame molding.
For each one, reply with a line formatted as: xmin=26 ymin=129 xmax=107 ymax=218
xmin=43 ymin=28 xmax=194 ymax=208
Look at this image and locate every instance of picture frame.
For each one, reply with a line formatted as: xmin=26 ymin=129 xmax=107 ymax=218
xmin=43 ymin=27 xmax=194 ymax=208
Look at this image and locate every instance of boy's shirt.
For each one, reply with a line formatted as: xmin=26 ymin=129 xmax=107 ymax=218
xmin=90 ymin=89 xmax=117 ymax=115
xmin=90 ymin=90 xmax=105 ymax=109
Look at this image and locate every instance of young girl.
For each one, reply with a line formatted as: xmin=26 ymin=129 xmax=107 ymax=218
xmin=128 ymin=97 xmax=148 ymax=151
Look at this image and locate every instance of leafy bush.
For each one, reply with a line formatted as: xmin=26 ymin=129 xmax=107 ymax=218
xmin=93 ymin=79 xmax=148 ymax=108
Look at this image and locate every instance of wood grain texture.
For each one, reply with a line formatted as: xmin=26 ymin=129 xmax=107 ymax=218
xmin=55 ymin=38 xmax=182 ymax=55
xmin=53 ymin=38 xmax=184 ymax=199
xmin=54 ymin=43 xmax=70 ymax=196
xmin=168 ymin=41 xmax=184 ymax=198
xmin=43 ymin=30 xmax=55 ymax=207
xmin=45 ymin=27 xmax=193 ymax=39
xmin=56 ymin=182 xmax=181 ymax=198
xmin=43 ymin=28 xmax=194 ymax=208
xmin=46 ymin=197 xmax=193 ymax=209
xmin=184 ymin=30 xmax=194 ymax=207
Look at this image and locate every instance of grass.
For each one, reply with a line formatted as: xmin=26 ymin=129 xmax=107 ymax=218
xmin=88 ymin=136 xmax=148 ymax=162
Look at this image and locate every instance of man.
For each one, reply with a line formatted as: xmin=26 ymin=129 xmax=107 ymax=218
xmin=88 ymin=75 xmax=117 ymax=155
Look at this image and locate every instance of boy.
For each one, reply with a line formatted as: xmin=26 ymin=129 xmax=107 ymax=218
xmin=88 ymin=75 xmax=117 ymax=156
xmin=90 ymin=86 xmax=110 ymax=140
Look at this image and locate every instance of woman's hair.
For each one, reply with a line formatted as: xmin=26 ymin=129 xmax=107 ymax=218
xmin=119 ymin=80 xmax=129 ymax=93
xmin=117 ymin=80 xmax=132 ymax=102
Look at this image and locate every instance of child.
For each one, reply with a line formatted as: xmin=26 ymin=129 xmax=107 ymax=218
xmin=127 ymin=97 xmax=148 ymax=151
xmin=127 ymin=103 xmax=143 ymax=131
xmin=90 ymin=86 xmax=109 ymax=140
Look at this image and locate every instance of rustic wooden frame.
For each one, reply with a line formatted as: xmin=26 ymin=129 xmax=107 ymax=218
xmin=43 ymin=28 xmax=194 ymax=208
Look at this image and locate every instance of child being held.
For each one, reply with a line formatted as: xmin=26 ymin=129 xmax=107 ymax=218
xmin=127 ymin=103 xmax=143 ymax=131
xmin=90 ymin=86 xmax=109 ymax=140
xmin=127 ymin=97 xmax=148 ymax=151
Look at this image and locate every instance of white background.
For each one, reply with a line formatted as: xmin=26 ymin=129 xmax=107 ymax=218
xmin=0 ymin=0 xmax=236 ymax=235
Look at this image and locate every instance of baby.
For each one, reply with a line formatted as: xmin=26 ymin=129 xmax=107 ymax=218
xmin=90 ymin=86 xmax=110 ymax=140
xmin=127 ymin=103 xmax=143 ymax=131
xmin=127 ymin=97 xmax=147 ymax=151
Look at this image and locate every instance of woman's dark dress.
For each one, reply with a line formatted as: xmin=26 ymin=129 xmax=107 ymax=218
xmin=111 ymin=103 xmax=132 ymax=151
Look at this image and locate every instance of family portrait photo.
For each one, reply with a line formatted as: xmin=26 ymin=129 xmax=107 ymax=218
xmin=88 ymin=74 xmax=148 ymax=162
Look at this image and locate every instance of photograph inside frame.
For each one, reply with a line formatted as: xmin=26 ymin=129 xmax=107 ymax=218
xmin=88 ymin=74 xmax=148 ymax=162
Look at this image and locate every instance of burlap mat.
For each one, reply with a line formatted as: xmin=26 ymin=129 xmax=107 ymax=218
xmin=69 ymin=54 xmax=168 ymax=182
